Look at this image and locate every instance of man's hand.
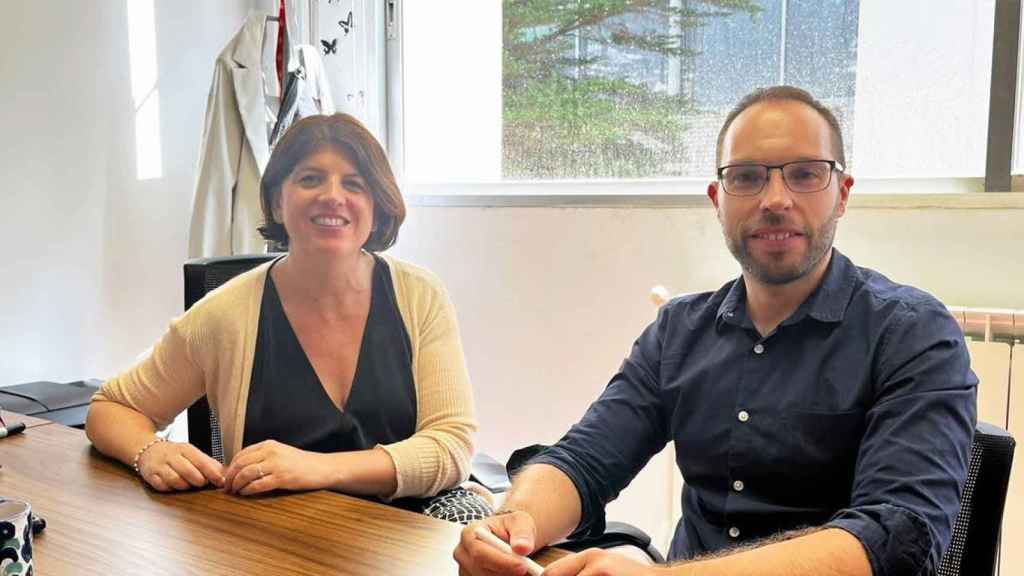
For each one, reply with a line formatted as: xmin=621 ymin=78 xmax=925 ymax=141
xmin=454 ymin=511 xmax=541 ymax=575
xmin=223 ymin=439 xmax=333 ymax=495
xmin=542 ymin=549 xmax=666 ymax=576
xmin=137 ymin=441 xmax=226 ymax=492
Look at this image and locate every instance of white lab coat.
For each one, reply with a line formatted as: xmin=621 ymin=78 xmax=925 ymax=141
xmin=188 ymin=13 xmax=334 ymax=258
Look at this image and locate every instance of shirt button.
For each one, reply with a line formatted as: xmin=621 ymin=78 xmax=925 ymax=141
xmin=729 ymin=526 xmax=741 ymax=538
xmin=753 ymin=343 xmax=764 ymax=354
xmin=737 ymin=410 xmax=749 ymax=423
xmin=733 ymin=480 xmax=745 ymax=492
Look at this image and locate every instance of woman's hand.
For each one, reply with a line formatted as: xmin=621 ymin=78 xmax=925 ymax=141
xmin=137 ymin=441 xmax=226 ymax=492
xmin=223 ymin=439 xmax=334 ymax=496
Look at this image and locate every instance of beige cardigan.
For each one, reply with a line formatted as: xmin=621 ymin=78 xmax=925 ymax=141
xmin=93 ymin=255 xmax=476 ymax=498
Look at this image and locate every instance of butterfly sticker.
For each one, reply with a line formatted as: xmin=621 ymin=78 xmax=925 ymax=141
xmin=321 ymin=38 xmax=338 ymax=55
xmin=338 ymin=11 xmax=353 ymax=35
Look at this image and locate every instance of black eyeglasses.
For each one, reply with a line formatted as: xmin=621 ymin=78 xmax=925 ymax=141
xmin=717 ymin=160 xmax=844 ymax=197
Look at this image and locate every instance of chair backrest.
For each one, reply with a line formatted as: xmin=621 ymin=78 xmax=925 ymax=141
xmin=184 ymin=254 xmax=278 ymax=462
xmin=938 ymin=421 xmax=1016 ymax=576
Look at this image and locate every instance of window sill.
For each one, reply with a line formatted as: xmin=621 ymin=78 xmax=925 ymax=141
xmin=848 ymin=193 xmax=1024 ymax=209
xmin=406 ymin=190 xmax=1024 ymax=210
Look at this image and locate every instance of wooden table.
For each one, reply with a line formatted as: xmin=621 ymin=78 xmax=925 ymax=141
xmin=1 ymin=410 xmax=52 ymax=429
xmin=0 ymin=422 xmax=567 ymax=575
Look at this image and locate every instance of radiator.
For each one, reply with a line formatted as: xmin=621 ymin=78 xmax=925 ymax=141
xmin=951 ymin=308 xmax=1022 ymax=576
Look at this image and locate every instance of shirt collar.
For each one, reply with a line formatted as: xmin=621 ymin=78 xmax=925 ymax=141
xmin=798 ymin=248 xmax=857 ymax=324
xmin=715 ymin=248 xmax=858 ymax=329
xmin=715 ymin=277 xmax=749 ymax=329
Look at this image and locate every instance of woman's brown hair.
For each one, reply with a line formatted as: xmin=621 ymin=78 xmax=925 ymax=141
xmin=258 ymin=113 xmax=405 ymax=251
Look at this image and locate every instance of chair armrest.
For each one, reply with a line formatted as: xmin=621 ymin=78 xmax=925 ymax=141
xmin=977 ymin=420 xmax=1015 ymax=441
xmin=470 ymin=452 xmax=512 ymax=493
xmin=553 ymin=521 xmax=665 ymax=563
xmin=475 ymin=447 xmax=665 ymax=562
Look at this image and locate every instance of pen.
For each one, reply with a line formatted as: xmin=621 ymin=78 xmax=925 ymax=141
xmin=0 ymin=422 xmax=26 ymax=439
xmin=473 ymin=526 xmax=545 ymax=576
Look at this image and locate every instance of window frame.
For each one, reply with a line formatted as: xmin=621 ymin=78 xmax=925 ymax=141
xmin=993 ymin=0 xmax=1023 ymax=188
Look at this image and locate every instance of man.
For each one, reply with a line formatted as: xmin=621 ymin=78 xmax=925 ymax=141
xmin=454 ymin=86 xmax=977 ymax=576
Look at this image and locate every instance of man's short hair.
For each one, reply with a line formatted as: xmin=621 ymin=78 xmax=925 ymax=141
xmin=714 ymin=85 xmax=846 ymax=169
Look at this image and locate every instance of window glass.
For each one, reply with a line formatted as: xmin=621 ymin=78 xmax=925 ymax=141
xmin=402 ymin=1 xmax=994 ymax=186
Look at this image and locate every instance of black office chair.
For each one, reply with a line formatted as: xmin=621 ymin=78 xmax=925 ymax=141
xmin=938 ymin=421 xmax=1016 ymax=576
xmin=184 ymin=254 xmax=280 ymax=463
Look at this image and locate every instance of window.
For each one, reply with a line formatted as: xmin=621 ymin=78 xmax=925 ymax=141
xmin=126 ymin=0 xmax=163 ymax=180
xmin=394 ymin=1 xmax=1003 ymax=192
xmin=854 ymin=1 xmax=993 ymax=179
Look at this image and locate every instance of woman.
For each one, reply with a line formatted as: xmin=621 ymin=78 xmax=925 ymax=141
xmin=86 ymin=113 xmax=476 ymax=501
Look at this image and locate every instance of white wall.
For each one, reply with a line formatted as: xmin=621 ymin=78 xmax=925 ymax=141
xmin=2 ymin=2 xmax=119 ymax=384
xmin=0 ymin=1 xmax=259 ymax=384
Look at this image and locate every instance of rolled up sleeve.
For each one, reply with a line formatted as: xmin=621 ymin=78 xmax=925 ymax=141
xmin=827 ymin=302 xmax=976 ymax=575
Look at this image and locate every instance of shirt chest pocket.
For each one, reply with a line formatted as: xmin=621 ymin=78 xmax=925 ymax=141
xmin=756 ymin=409 xmax=865 ymax=508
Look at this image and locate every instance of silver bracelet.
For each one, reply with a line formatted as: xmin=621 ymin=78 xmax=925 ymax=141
xmin=131 ymin=437 xmax=166 ymax=475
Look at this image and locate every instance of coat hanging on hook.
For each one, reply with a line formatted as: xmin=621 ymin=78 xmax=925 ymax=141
xmin=188 ymin=12 xmax=334 ymax=258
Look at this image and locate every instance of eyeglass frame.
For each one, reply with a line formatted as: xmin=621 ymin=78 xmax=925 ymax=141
xmin=716 ymin=159 xmax=845 ymax=197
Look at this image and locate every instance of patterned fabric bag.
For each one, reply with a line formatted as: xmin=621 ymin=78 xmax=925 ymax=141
xmin=421 ymin=487 xmax=494 ymax=524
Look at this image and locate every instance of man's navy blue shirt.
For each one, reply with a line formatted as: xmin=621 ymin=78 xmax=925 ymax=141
xmin=531 ymin=249 xmax=976 ymax=575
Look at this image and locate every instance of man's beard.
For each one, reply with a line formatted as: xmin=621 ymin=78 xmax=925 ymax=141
xmin=724 ymin=201 xmax=840 ymax=286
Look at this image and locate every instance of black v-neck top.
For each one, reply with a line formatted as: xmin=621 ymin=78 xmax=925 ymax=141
xmin=243 ymin=256 xmax=417 ymax=453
